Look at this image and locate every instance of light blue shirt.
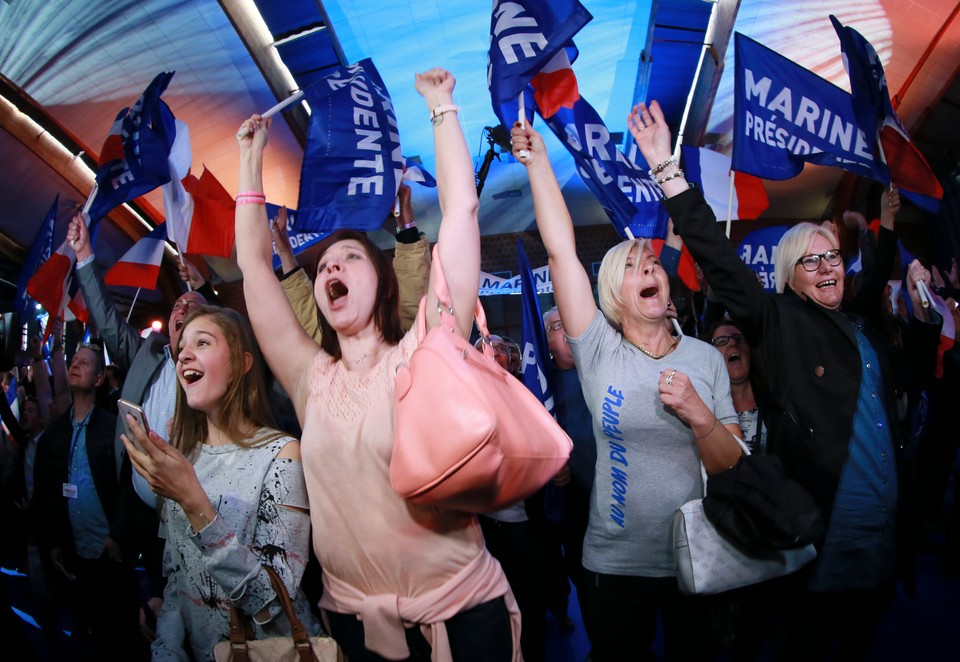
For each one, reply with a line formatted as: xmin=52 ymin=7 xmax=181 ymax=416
xmin=808 ymin=322 xmax=898 ymax=591
xmin=133 ymin=346 xmax=177 ymax=507
xmin=67 ymin=407 xmax=110 ymax=559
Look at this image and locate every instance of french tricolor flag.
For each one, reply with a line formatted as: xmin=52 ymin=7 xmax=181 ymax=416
xmin=530 ymin=45 xmax=580 ymax=119
xmin=26 ymin=239 xmax=75 ymax=323
xmin=682 ymin=146 xmax=768 ymax=221
xmin=105 ymin=225 xmax=166 ymax=290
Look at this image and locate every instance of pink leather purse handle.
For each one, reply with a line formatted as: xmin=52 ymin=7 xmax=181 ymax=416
xmin=419 ymin=245 xmax=494 ymax=356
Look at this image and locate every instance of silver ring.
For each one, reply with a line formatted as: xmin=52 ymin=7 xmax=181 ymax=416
xmin=665 ymin=369 xmax=676 ymax=386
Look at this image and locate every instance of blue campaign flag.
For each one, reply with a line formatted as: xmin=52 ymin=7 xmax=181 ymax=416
xmin=517 ymin=239 xmax=554 ymax=413
xmin=487 ymin=0 xmax=592 ymax=129
xmin=295 ymin=59 xmax=402 ymax=234
xmin=542 ymin=94 xmax=669 ymax=239
xmin=402 ymin=156 xmax=436 ymax=188
xmin=265 ymin=203 xmax=329 ymax=271
xmin=88 ymin=72 xmax=177 ymax=226
xmin=830 ymin=16 xmax=942 ymax=212
xmin=737 ymin=225 xmax=789 ymax=292
xmin=733 ymin=33 xmax=884 ymax=183
xmin=14 ymin=196 xmax=57 ymax=319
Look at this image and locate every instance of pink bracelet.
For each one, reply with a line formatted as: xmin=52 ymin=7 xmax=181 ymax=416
xmin=236 ymin=191 xmax=265 ymax=199
xmin=236 ymin=198 xmax=266 ymax=206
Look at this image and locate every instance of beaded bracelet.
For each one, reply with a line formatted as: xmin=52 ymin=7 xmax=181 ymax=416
xmin=648 ymin=157 xmax=677 ymax=177
xmin=656 ymin=169 xmax=685 ymax=186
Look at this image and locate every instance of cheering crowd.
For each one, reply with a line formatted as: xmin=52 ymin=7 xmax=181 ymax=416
xmin=3 ymin=66 xmax=960 ymax=662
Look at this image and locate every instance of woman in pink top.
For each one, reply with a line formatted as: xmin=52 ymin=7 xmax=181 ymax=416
xmin=234 ymin=69 xmax=519 ymax=662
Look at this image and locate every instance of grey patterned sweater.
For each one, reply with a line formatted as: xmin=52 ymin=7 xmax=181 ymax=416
xmin=152 ymin=429 xmax=319 ymax=661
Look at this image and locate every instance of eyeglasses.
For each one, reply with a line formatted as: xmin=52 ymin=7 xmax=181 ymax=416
xmin=546 ymin=320 xmax=564 ymax=334
xmin=172 ymin=299 xmax=198 ymax=313
xmin=795 ymin=250 xmax=842 ymax=272
xmin=710 ymin=333 xmax=745 ymax=348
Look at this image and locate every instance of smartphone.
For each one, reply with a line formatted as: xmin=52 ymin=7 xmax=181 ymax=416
xmin=118 ymin=399 xmax=150 ymax=451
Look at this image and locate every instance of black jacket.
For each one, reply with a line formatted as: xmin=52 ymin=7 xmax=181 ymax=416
xmin=33 ymin=405 xmax=128 ymax=555
xmin=664 ymin=186 xmax=941 ymax=526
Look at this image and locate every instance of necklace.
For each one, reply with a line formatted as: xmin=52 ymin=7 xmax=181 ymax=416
xmin=624 ymin=334 xmax=678 ymax=360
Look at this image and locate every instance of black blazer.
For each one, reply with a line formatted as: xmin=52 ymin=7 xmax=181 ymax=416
xmin=33 ymin=405 xmax=126 ymax=555
xmin=664 ymin=186 xmax=941 ymax=524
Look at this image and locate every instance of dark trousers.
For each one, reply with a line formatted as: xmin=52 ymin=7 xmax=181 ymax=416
xmin=777 ymin=582 xmax=892 ymax=661
xmin=479 ymin=515 xmax=548 ymax=662
xmin=583 ymin=570 xmax=710 ymax=662
xmin=325 ymin=597 xmax=512 ymax=662
xmin=60 ymin=555 xmax=148 ymax=661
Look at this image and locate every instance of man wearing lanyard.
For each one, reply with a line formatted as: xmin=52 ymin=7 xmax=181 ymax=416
xmin=68 ymin=213 xmax=212 ymax=628
xmin=34 ymin=344 xmax=147 ymax=660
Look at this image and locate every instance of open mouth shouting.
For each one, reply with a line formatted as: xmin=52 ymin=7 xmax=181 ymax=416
xmin=640 ymin=285 xmax=659 ymax=299
xmin=180 ymin=368 xmax=203 ymax=385
xmin=326 ymin=279 xmax=349 ymax=307
xmin=816 ymin=279 xmax=837 ymax=289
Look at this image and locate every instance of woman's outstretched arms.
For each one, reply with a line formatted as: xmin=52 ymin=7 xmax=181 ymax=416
xmin=234 ymin=115 xmax=318 ymax=418
xmin=416 ymin=69 xmax=481 ymax=338
xmin=512 ymin=123 xmax=596 ymax=338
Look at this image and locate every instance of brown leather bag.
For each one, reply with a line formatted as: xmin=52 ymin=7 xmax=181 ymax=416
xmin=212 ymin=566 xmax=340 ymax=662
xmin=391 ymin=246 xmax=572 ymax=511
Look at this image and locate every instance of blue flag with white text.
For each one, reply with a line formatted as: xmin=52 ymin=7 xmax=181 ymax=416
xmin=488 ymin=0 xmax=592 ymax=129
xmin=542 ymin=95 xmax=669 ymax=239
xmin=266 ymin=203 xmax=329 ymax=271
xmin=830 ymin=16 xmax=942 ymax=211
xmin=15 ymin=196 xmax=58 ymax=319
xmin=733 ymin=33 xmax=883 ymax=182
xmin=88 ymin=72 xmax=177 ymax=226
xmin=518 ymin=239 xmax=554 ymax=413
xmin=295 ymin=59 xmax=402 ymax=233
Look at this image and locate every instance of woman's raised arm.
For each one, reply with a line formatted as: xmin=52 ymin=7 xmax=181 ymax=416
xmin=512 ymin=123 xmax=596 ymax=339
xmin=416 ymin=69 xmax=481 ymax=338
xmin=235 ymin=115 xmax=318 ymax=417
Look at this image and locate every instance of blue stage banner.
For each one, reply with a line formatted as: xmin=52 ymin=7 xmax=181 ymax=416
xmin=733 ymin=33 xmax=883 ymax=183
xmin=295 ymin=59 xmax=402 ymax=233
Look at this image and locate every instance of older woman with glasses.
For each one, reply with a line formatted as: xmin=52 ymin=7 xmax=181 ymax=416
xmin=630 ymin=100 xmax=943 ymax=659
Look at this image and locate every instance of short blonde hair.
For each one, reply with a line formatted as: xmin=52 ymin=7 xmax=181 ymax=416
xmin=774 ymin=223 xmax=839 ymax=294
xmin=597 ymin=238 xmax=651 ymax=329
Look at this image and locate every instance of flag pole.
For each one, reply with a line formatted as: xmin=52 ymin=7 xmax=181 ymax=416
xmin=237 ymin=90 xmax=306 ymax=139
xmin=81 ymin=183 xmax=98 ymax=225
xmin=517 ymin=94 xmax=529 ymax=161
xmin=175 ymin=245 xmax=193 ymax=292
xmin=725 ymin=169 xmax=735 ymax=239
xmin=126 ymin=288 xmax=142 ymax=323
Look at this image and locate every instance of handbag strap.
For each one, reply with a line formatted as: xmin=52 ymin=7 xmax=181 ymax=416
xmin=224 ymin=566 xmax=317 ymax=662
xmin=418 ymin=245 xmax=495 ymax=359
xmin=699 ymin=434 xmax=751 ymax=498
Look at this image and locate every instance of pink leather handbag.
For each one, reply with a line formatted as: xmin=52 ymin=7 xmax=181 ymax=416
xmin=391 ymin=246 xmax=572 ymax=511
